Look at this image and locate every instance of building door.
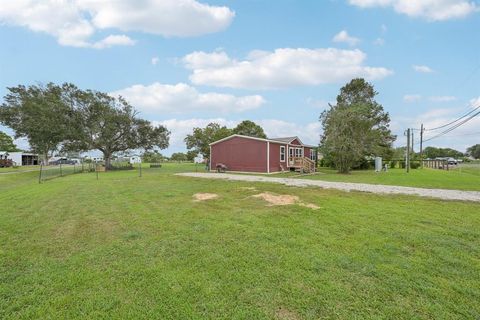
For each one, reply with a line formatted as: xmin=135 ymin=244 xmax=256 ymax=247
xmin=289 ymin=147 xmax=294 ymax=166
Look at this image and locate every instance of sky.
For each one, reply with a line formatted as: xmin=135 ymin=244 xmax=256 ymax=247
xmin=0 ymin=0 xmax=479 ymax=156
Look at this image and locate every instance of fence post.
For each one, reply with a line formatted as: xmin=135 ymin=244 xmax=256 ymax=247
xmin=96 ymin=162 xmax=99 ymax=180
xmin=38 ymin=164 xmax=43 ymax=184
xmin=60 ymin=162 xmax=63 ymax=177
xmin=139 ymin=162 xmax=142 ymax=177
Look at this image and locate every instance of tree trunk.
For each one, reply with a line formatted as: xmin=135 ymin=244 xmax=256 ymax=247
xmin=104 ymin=152 xmax=112 ymax=171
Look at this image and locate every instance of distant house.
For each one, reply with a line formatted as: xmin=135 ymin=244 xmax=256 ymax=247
xmin=0 ymin=151 xmax=39 ymax=166
xmin=209 ymin=134 xmax=316 ymax=173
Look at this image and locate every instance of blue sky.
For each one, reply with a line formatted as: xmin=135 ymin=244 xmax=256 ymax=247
xmin=1 ymin=0 xmax=479 ymax=155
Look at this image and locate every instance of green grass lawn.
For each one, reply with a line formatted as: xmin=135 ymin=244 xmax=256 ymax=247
xmin=276 ymin=166 xmax=480 ymax=191
xmin=1 ymin=163 xmax=479 ymax=319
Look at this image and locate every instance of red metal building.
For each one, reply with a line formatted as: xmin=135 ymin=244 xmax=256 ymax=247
xmin=209 ymin=135 xmax=316 ymax=173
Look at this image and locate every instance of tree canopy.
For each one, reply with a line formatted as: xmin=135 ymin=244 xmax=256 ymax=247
xmin=0 ymin=83 xmax=76 ymax=161
xmin=63 ymin=87 xmax=170 ymax=168
xmin=320 ymin=78 xmax=395 ymax=173
xmin=0 ymin=131 xmax=19 ymax=152
xmin=170 ymin=152 xmax=188 ymax=161
xmin=184 ymin=123 xmax=232 ymax=157
xmin=467 ymin=144 xmax=480 ymax=159
xmin=0 ymin=83 xmax=170 ymax=167
xmin=232 ymin=120 xmax=266 ymax=138
xmin=423 ymin=146 xmax=464 ymax=159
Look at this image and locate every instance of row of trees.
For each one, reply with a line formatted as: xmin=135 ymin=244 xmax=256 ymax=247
xmin=0 ymin=83 xmax=170 ymax=168
xmin=185 ymin=120 xmax=266 ymax=157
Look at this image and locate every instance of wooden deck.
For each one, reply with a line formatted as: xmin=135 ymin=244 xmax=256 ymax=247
xmin=288 ymin=157 xmax=316 ymax=173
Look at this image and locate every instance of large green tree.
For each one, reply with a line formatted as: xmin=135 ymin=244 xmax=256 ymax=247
xmin=65 ymin=89 xmax=170 ymax=169
xmin=320 ymin=78 xmax=395 ymax=173
xmin=466 ymin=144 xmax=480 ymax=159
xmin=184 ymin=123 xmax=232 ymax=157
xmin=0 ymin=83 xmax=75 ymax=162
xmin=232 ymin=120 xmax=267 ymax=138
xmin=0 ymin=131 xmax=19 ymax=152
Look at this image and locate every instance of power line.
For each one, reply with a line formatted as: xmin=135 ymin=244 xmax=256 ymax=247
xmin=423 ymin=109 xmax=480 ymax=143
xmin=424 ymin=104 xmax=480 ymax=131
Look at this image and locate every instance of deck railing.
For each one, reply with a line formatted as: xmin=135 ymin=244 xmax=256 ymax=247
xmin=288 ymin=157 xmax=315 ymax=173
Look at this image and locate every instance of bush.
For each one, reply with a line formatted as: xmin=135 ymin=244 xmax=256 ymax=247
xmin=389 ymin=160 xmax=397 ymax=169
xmin=410 ymin=162 xmax=421 ymax=169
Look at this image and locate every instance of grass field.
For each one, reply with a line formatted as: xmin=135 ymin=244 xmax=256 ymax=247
xmin=277 ymin=166 xmax=480 ymax=191
xmin=1 ymin=163 xmax=479 ymax=319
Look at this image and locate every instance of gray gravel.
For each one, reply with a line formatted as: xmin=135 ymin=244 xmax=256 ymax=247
xmin=176 ymin=172 xmax=480 ymax=202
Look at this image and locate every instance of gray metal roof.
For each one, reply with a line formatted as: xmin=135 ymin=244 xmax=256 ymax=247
xmin=269 ymin=137 xmax=298 ymax=143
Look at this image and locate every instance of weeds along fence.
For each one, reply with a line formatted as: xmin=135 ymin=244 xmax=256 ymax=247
xmin=38 ymin=163 xmax=96 ymax=183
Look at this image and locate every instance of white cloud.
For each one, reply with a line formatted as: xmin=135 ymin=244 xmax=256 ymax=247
xmin=403 ymin=94 xmax=422 ymax=103
xmin=332 ymin=30 xmax=361 ymax=46
xmin=111 ymin=82 xmax=265 ymax=114
xmin=413 ymin=65 xmax=434 ymax=73
xmin=182 ymin=48 xmax=393 ymax=89
xmin=429 ymin=96 xmax=457 ymax=102
xmin=151 ymin=57 xmax=160 ymax=66
xmin=91 ymin=35 xmax=135 ymax=49
xmin=348 ymin=0 xmax=477 ymax=21
xmin=154 ymin=118 xmax=321 ymax=154
xmin=0 ymin=0 xmax=235 ymax=48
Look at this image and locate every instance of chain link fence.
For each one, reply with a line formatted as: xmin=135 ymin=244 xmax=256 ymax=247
xmin=38 ymin=163 xmax=96 ymax=183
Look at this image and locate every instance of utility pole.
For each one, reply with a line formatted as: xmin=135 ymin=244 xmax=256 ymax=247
xmin=405 ymin=128 xmax=411 ymax=173
xmin=420 ymin=123 xmax=424 ymax=168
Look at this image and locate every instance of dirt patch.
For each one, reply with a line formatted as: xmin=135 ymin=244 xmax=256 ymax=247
xmin=275 ymin=307 xmax=300 ymax=320
xmin=252 ymin=192 xmax=299 ymax=206
xmin=193 ymin=193 xmax=219 ymax=202
xmin=300 ymin=203 xmax=320 ymax=210
xmin=239 ymin=187 xmax=257 ymax=191
xmin=252 ymin=192 xmax=319 ymax=210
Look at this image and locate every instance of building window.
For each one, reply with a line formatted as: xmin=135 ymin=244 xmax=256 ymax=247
xmin=295 ymin=148 xmax=303 ymax=157
xmin=280 ymin=146 xmax=286 ymax=162
xmin=310 ymin=150 xmax=316 ymax=161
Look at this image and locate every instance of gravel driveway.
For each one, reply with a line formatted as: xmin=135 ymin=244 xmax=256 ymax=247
xmin=177 ymin=172 xmax=480 ymax=202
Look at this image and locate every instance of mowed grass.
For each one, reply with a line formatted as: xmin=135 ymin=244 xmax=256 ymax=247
xmin=281 ymin=166 xmax=480 ymax=191
xmin=1 ymin=164 xmax=479 ymax=319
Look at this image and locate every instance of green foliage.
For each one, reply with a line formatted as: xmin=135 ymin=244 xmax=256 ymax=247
xmin=1 ymin=83 xmax=170 ymax=167
xmin=0 ymin=83 xmax=76 ymax=160
xmin=170 ymin=152 xmax=188 ymax=161
xmin=0 ymin=131 xmax=19 ymax=152
xmin=320 ymin=79 xmax=395 ymax=173
xmin=232 ymin=120 xmax=267 ymax=138
xmin=184 ymin=122 xmax=232 ymax=157
xmin=423 ymin=146 xmax=464 ymax=159
xmin=186 ymin=150 xmax=198 ymax=162
xmin=467 ymin=144 xmax=480 ymax=159
xmin=62 ymin=85 xmax=170 ymax=169
xmin=142 ymin=150 xmax=165 ymax=163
